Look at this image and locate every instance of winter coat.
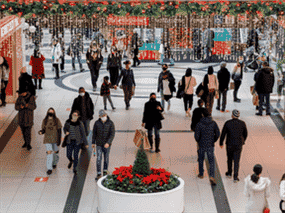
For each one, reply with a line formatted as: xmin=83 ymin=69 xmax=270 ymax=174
xmin=217 ymin=67 xmax=230 ymax=91
xmin=280 ymin=180 xmax=285 ymax=201
xmin=194 ymin=117 xmax=220 ymax=149
xmin=29 ymin=55 xmax=45 ymax=79
xmin=202 ymin=74 xmax=218 ymax=95
xmin=41 ymin=118 xmax=62 ymax=145
xmin=178 ymin=75 xmax=197 ymax=95
xmin=63 ymin=119 xmax=88 ymax=146
xmin=51 ymin=43 xmax=62 ymax=64
xmin=15 ymin=92 xmax=37 ymax=127
xmin=232 ymin=64 xmax=244 ymax=81
xmin=157 ymin=70 xmax=176 ymax=93
xmin=255 ymin=67 xmax=275 ymax=94
xmin=70 ymin=38 xmax=83 ymax=53
xmin=70 ymin=92 xmax=94 ymax=121
xmin=100 ymin=82 xmax=114 ymax=96
xmin=18 ymin=72 xmax=36 ymax=96
xmin=86 ymin=49 xmax=104 ymax=71
xmin=244 ymin=175 xmax=271 ymax=213
xmin=191 ymin=107 xmax=206 ymax=131
xmin=92 ymin=116 xmax=115 ymax=147
xmin=219 ymin=118 xmax=248 ymax=149
xmin=117 ymin=68 xmax=136 ymax=86
xmin=107 ymin=53 xmax=122 ymax=70
xmin=142 ymin=100 xmax=164 ymax=130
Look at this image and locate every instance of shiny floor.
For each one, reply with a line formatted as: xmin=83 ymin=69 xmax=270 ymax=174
xmin=1 ymin=61 xmax=284 ymax=213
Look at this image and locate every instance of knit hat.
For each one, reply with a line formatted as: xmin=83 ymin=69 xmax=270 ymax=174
xmin=232 ymin=109 xmax=240 ymax=118
xmin=99 ymin=109 xmax=107 ymax=117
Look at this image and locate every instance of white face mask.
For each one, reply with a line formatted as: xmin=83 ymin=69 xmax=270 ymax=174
xmin=101 ymin=116 xmax=107 ymax=122
xmin=79 ymin=92 xmax=85 ymax=97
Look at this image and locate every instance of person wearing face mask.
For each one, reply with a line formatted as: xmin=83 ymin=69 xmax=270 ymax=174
xmin=142 ymin=93 xmax=164 ymax=153
xmin=87 ymin=41 xmax=99 ymax=90
xmin=157 ymin=64 xmax=176 ymax=111
xmin=64 ymin=110 xmax=89 ymax=175
xmin=51 ymin=38 xmax=61 ymax=79
xmin=70 ymin=87 xmax=94 ymax=141
xmin=107 ymin=46 xmax=122 ymax=86
xmin=29 ymin=49 xmax=45 ymax=90
xmin=15 ymin=88 xmax=37 ymax=151
xmin=92 ymin=110 xmax=115 ymax=181
xmin=232 ymin=60 xmax=244 ymax=103
xmin=0 ymin=56 xmax=10 ymax=107
xmin=18 ymin=67 xmax=36 ymax=97
xmin=39 ymin=108 xmax=62 ymax=175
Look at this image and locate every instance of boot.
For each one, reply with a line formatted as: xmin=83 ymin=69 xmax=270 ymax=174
xmin=34 ymin=79 xmax=38 ymax=89
xmin=148 ymin=135 xmax=154 ymax=153
xmin=155 ymin=138 xmax=161 ymax=153
xmin=39 ymin=79 xmax=43 ymax=89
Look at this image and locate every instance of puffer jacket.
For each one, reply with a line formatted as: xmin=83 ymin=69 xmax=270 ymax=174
xmin=107 ymin=53 xmax=122 ymax=70
xmin=194 ymin=117 xmax=220 ymax=149
xmin=255 ymin=67 xmax=275 ymax=94
xmin=63 ymin=119 xmax=88 ymax=146
xmin=92 ymin=116 xmax=115 ymax=147
xmin=217 ymin=67 xmax=230 ymax=91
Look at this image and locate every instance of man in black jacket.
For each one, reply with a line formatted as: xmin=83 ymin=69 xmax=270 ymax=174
xmin=142 ymin=93 xmax=164 ymax=153
xmin=255 ymin=61 xmax=275 ymax=116
xmin=18 ymin=68 xmax=36 ymax=97
xmin=220 ymin=110 xmax=248 ymax=183
xmin=131 ymin=31 xmax=141 ymax=67
xmin=70 ymin=87 xmax=94 ymax=138
xmin=92 ymin=110 xmax=115 ymax=181
xmin=216 ymin=62 xmax=230 ymax=112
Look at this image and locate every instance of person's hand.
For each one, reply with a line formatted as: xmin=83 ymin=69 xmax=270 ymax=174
xmin=220 ymin=145 xmax=223 ymax=149
xmin=157 ymin=106 xmax=162 ymax=110
xmin=104 ymin=143 xmax=110 ymax=148
xmin=142 ymin=123 xmax=145 ymax=127
xmin=20 ymin=105 xmax=24 ymax=109
xmin=85 ymin=145 xmax=89 ymax=149
xmin=92 ymin=144 xmax=96 ymax=149
xmin=66 ymin=132 xmax=70 ymax=135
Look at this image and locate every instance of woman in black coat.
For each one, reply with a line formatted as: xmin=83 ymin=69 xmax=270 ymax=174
xmin=142 ymin=93 xmax=164 ymax=153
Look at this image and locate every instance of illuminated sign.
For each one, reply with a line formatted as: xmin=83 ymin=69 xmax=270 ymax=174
xmin=0 ymin=17 xmax=21 ymax=38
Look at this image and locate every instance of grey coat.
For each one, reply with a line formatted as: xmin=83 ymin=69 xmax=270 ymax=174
xmin=63 ymin=119 xmax=88 ymax=146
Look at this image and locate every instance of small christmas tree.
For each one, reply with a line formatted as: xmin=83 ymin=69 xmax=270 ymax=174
xmin=132 ymin=138 xmax=151 ymax=176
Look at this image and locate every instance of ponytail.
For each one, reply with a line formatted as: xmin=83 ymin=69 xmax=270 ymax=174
xmin=251 ymin=174 xmax=260 ymax=184
xmin=251 ymin=164 xmax=263 ymax=184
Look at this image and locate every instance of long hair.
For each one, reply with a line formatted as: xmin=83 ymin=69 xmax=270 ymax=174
xmin=280 ymin=173 xmax=285 ymax=185
xmin=43 ymin=107 xmax=59 ymax=127
xmin=0 ymin=57 xmax=9 ymax=69
xmin=251 ymin=164 xmax=262 ymax=184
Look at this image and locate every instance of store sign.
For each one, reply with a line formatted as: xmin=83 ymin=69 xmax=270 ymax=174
xmin=0 ymin=17 xmax=21 ymax=38
xmin=107 ymin=16 xmax=149 ymax=26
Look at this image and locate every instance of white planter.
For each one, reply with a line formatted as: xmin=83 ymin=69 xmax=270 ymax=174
xmin=97 ymin=176 xmax=184 ymax=213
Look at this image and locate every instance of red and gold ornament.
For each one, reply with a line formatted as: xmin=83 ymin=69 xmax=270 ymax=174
xmin=236 ymin=3 xmax=240 ymax=7
xmin=126 ymin=12 xmax=130 ymax=16
xmin=17 ymin=12 xmax=23 ymax=17
xmin=82 ymin=14 xmax=86 ymax=18
xmin=97 ymin=6 xmax=101 ymax=11
xmin=247 ymin=3 xmax=251 ymax=7
xmin=1 ymin=4 xmax=6 ymax=9
xmin=8 ymin=7 xmax=13 ymax=11
xmin=160 ymin=6 xmax=165 ymax=10
xmin=169 ymin=2 xmax=173 ymax=6
xmin=43 ymin=5 xmax=48 ymax=9
xmin=142 ymin=9 xmax=146 ymax=13
xmin=32 ymin=13 xmax=36 ymax=17
xmin=118 ymin=4 xmax=121 ymax=8
xmin=43 ymin=0 xmax=47 ymax=4
xmin=175 ymin=5 xmax=179 ymax=9
xmin=103 ymin=7 xmax=107 ymax=12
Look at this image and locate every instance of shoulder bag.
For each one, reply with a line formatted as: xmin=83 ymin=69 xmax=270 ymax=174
xmin=178 ymin=76 xmax=192 ymax=98
xmin=61 ymin=135 xmax=69 ymax=148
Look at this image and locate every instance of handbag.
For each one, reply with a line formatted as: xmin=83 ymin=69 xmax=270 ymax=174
xmin=61 ymin=135 xmax=69 ymax=148
xmin=263 ymin=207 xmax=270 ymax=213
xmin=66 ymin=46 xmax=71 ymax=56
xmin=179 ymin=76 xmax=192 ymax=98
xmin=196 ymin=83 xmax=204 ymax=97
xmin=252 ymin=93 xmax=259 ymax=106
xmin=230 ymin=82 xmax=235 ymax=90
xmin=133 ymin=129 xmax=151 ymax=149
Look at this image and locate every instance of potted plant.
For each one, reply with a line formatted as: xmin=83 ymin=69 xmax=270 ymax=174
xmin=97 ymin=140 xmax=185 ymax=213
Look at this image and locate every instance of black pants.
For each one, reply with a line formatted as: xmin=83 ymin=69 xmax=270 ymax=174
xmin=53 ymin=64 xmax=60 ymax=78
xmin=123 ymin=85 xmax=133 ymax=106
xmin=217 ymin=89 xmax=227 ymax=110
xmin=233 ymin=80 xmax=242 ymax=100
xmin=20 ymin=126 xmax=32 ymax=146
xmin=183 ymin=94 xmax=193 ymax=111
xmin=89 ymin=64 xmax=99 ymax=88
xmin=109 ymin=67 xmax=119 ymax=86
xmin=1 ymin=80 xmax=8 ymax=104
xmin=133 ymin=54 xmax=140 ymax=66
xmin=226 ymin=146 xmax=242 ymax=179
xmin=34 ymin=79 xmax=42 ymax=89
xmin=60 ymin=56 xmax=65 ymax=71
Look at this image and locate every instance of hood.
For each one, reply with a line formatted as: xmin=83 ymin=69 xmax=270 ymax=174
xmin=99 ymin=116 xmax=110 ymax=123
xmin=78 ymin=91 xmax=90 ymax=99
xmin=199 ymin=117 xmax=213 ymax=125
xmin=245 ymin=175 xmax=271 ymax=192
xmin=262 ymin=67 xmax=274 ymax=74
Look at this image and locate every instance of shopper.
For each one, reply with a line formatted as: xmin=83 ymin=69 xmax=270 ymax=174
xmin=63 ymin=110 xmax=89 ymax=175
xmin=92 ymin=110 xmax=115 ymax=181
xmin=276 ymin=53 xmax=285 ymax=108
xmin=39 ymin=108 xmax=62 ymax=175
xmin=255 ymin=61 xmax=275 ymax=116
xmin=232 ymin=60 xmax=243 ymax=102
xmin=220 ymin=110 xmax=248 ymax=182
xmin=87 ymin=41 xmax=99 ymax=90
xmin=216 ymin=61 xmax=230 ymax=112
xmin=51 ymin=38 xmax=61 ymax=79
xmin=70 ymin=33 xmax=84 ymax=72
xmin=178 ymin=68 xmax=197 ymax=117
xmin=202 ymin=66 xmax=218 ymax=116
xmin=18 ymin=67 xmax=36 ymax=97
xmin=100 ymin=76 xmax=116 ymax=111
xmin=195 ymin=109 xmax=220 ymax=185
xmin=107 ymin=46 xmax=122 ymax=86
xmin=131 ymin=31 xmax=141 ymax=67
xmin=15 ymin=88 xmax=37 ymax=151
xmin=70 ymin=87 xmax=94 ymax=138
xmin=0 ymin=56 xmax=10 ymax=107
xmin=116 ymin=60 xmax=136 ymax=110
xmin=157 ymin=64 xmax=176 ymax=111
xmin=59 ymin=37 xmax=66 ymax=73
xmin=29 ymin=49 xmax=45 ymax=90
xmin=191 ymin=99 xmax=205 ymax=132
xmin=280 ymin=173 xmax=285 ymax=213
xmin=244 ymin=164 xmax=271 ymax=213
xmin=142 ymin=93 xmax=164 ymax=153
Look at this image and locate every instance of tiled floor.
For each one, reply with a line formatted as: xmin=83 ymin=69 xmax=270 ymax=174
xmin=1 ymin=61 xmax=284 ymax=213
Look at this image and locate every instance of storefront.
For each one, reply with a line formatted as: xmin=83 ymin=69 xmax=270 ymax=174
xmin=0 ymin=15 xmax=24 ymax=103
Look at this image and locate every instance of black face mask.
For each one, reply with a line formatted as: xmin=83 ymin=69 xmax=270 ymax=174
xmin=150 ymin=97 xmax=156 ymax=102
xmin=48 ymin=113 xmax=54 ymax=117
xmin=162 ymin=67 xmax=167 ymax=71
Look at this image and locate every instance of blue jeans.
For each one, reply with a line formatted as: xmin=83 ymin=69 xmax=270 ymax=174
xmin=72 ymin=52 xmax=83 ymax=70
xmin=160 ymin=90 xmax=170 ymax=109
xmin=45 ymin=144 xmax=59 ymax=171
xmin=82 ymin=119 xmax=90 ymax=138
xmin=198 ymin=146 xmax=215 ymax=178
xmin=147 ymin=124 xmax=160 ymax=140
xmin=160 ymin=54 xmax=164 ymax=64
xmin=96 ymin=145 xmax=111 ymax=175
xmin=66 ymin=140 xmax=81 ymax=171
xmin=258 ymin=93 xmax=270 ymax=114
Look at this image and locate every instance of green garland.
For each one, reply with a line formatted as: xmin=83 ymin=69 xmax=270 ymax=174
xmin=0 ymin=0 xmax=285 ymax=18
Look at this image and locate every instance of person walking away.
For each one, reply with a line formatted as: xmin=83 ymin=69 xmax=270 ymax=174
xmin=178 ymin=68 xmax=197 ymax=117
xmin=115 ymin=60 xmax=136 ymax=110
xmin=51 ymin=38 xmax=61 ymax=79
xmin=244 ymin=164 xmax=271 ymax=213
xmin=157 ymin=64 xmax=176 ymax=111
xmin=202 ymin=66 xmax=218 ymax=116
xmin=142 ymin=93 xmax=164 ymax=153
xmin=0 ymin=56 xmax=10 ymax=107
xmin=255 ymin=61 xmax=275 ymax=116
xmin=100 ymin=76 xmax=116 ymax=111
xmin=159 ymin=42 xmax=164 ymax=65
xmin=216 ymin=61 xmax=230 ymax=112
xmin=63 ymin=110 xmax=89 ymax=175
xmin=18 ymin=67 xmax=36 ymax=97
xmin=70 ymin=33 xmax=84 ymax=72
xmin=93 ymin=48 xmax=104 ymax=89
xmin=280 ymin=174 xmax=285 ymax=213
xmin=59 ymin=37 xmax=66 ymax=73
xmin=92 ymin=110 xmax=115 ymax=181
xmin=195 ymin=109 xmax=220 ymax=185
xmin=232 ymin=60 xmax=244 ymax=102
xmin=131 ymin=31 xmax=141 ymax=67
xmin=219 ymin=110 xmax=248 ymax=182
xmin=86 ymin=41 xmax=99 ymax=90
xmin=70 ymin=87 xmax=94 ymax=140
xmin=29 ymin=49 xmax=45 ymax=90
xmin=107 ymin=46 xmax=122 ymax=86
xmin=15 ymin=88 xmax=37 ymax=151
xmin=39 ymin=108 xmax=62 ymax=175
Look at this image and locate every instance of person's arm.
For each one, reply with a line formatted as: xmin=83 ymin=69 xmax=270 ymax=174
xmin=92 ymin=122 xmax=97 ymax=145
xmin=194 ymin=124 xmax=201 ymax=142
xmin=280 ymin=181 xmax=285 ymax=200
xmin=132 ymin=70 xmax=136 ymax=87
xmin=214 ymin=122 xmax=220 ymax=142
xmin=107 ymin=55 xmax=110 ymax=70
xmin=41 ymin=54 xmax=46 ymax=61
xmin=80 ymin=122 xmax=88 ymax=146
xmin=265 ymin=179 xmax=271 ymax=198
xmin=63 ymin=121 xmax=68 ymax=134
xmin=90 ymin=97 xmax=94 ymax=119
xmin=142 ymin=103 xmax=147 ymax=124
xmin=244 ymin=178 xmax=250 ymax=197
xmin=232 ymin=66 xmax=237 ymax=80
xmin=243 ymin=122 xmax=248 ymax=143
xmin=157 ymin=74 xmax=161 ymax=92
xmin=116 ymin=69 xmax=123 ymax=86
xmin=158 ymin=102 xmax=164 ymax=113
xmin=219 ymin=123 xmax=227 ymax=146
xmin=106 ymin=121 xmax=115 ymax=145
xmin=70 ymin=99 xmax=77 ymax=118
xmin=193 ymin=77 xmax=197 ymax=87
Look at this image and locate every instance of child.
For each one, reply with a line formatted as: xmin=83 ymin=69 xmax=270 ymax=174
xmin=100 ymin=76 xmax=116 ymax=110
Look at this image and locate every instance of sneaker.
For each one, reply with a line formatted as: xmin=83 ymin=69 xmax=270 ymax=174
xmin=52 ymin=165 xmax=57 ymax=169
xmin=104 ymin=106 xmax=107 ymax=110
xmin=155 ymin=149 xmax=161 ymax=153
xmin=103 ymin=171 xmax=109 ymax=176
xmin=225 ymin=172 xmax=232 ymax=178
xmin=68 ymin=160 xmax=73 ymax=169
xmin=216 ymin=107 xmax=220 ymax=111
xmin=80 ymin=68 xmax=84 ymax=72
xmin=95 ymin=174 xmax=102 ymax=181
xmin=255 ymin=113 xmax=262 ymax=116
xmin=27 ymin=145 xmax=32 ymax=151
xmin=112 ymin=107 xmax=116 ymax=110
xmin=197 ymin=174 xmax=204 ymax=179
xmin=220 ymin=110 xmax=225 ymax=113
xmin=61 ymin=70 xmax=66 ymax=73
xmin=210 ymin=177 xmax=217 ymax=185
xmin=234 ymin=99 xmax=241 ymax=103
xmin=47 ymin=170 xmax=52 ymax=175
xmin=185 ymin=112 xmax=189 ymax=117
xmin=234 ymin=178 xmax=240 ymax=183
xmin=39 ymin=86 xmax=43 ymax=90
xmin=126 ymin=106 xmax=129 ymax=110
xmin=22 ymin=143 xmax=27 ymax=148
